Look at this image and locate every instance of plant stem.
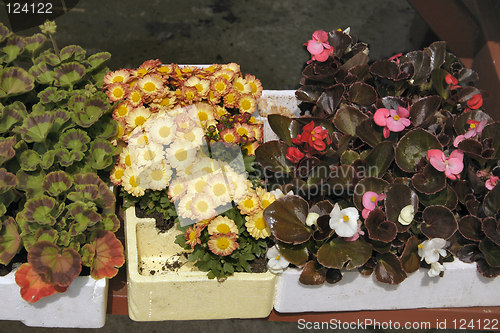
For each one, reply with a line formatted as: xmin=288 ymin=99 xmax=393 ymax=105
xmin=49 ymin=34 xmax=60 ymax=59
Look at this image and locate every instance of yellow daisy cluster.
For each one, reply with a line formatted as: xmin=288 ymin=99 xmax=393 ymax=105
xmin=238 ymin=185 xmax=276 ymax=239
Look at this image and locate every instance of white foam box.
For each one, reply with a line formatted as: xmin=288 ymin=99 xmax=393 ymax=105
xmin=274 ymin=259 xmax=500 ymax=313
xmin=0 ymin=269 xmax=108 ymax=328
xmin=125 ymin=207 xmax=277 ymax=321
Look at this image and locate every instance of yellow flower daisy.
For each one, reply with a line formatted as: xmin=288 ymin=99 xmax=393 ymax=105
xmin=137 ymin=75 xmax=164 ymax=96
xmin=214 ymin=105 xmax=229 ymax=119
xmin=126 ymin=106 xmax=151 ymax=131
xmin=245 ymin=74 xmax=263 ymax=98
xmin=184 ymin=226 xmax=201 ymax=249
xmin=207 ymin=216 xmax=239 ymax=235
xmin=177 ymin=194 xmax=195 ymax=220
xmin=232 ymin=77 xmax=251 ymax=94
xmin=256 ymin=187 xmax=276 ymax=209
xmin=226 ymin=170 xmax=248 ymax=202
xmin=223 ymin=90 xmax=239 ymax=108
xmin=134 ymin=142 xmax=164 ymax=167
xmin=112 ymin=102 xmax=132 ymax=120
xmin=237 ymin=94 xmax=257 ymax=114
xmin=103 ymin=69 xmax=130 ymax=86
xmin=175 ymin=127 xmax=205 ymax=149
xmin=243 ymin=141 xmax=260 ymax=156
xmin=106 ymin=83 xmax=128 ymax=102
xmin=157 ymin=65 xmax=173 ymax=76
xmin=187 ymin=174 xmax=210 ymax=195
xmin=210 ymin=77 xmax=231 ymax=97
xmin=207 ymin=90 xmax=220 ymax=105
xmin=110 ymin=164 xmax=125 ymax=186
xmin=245 ymin=211 xmax=271 ymax=239
xmin=185 ymin=76 xmax=210 ymax=96
xmin=205 ymin=172 xmax=232 ymax=206
xmin=127 ymin=88 xmax=143 ymax=107
xmin=213 ymin=69 xmax=235 ymax=82
xmin=237 ymin=190 xmax=262 ymax=215
xmin=193 ymin=102 xmax=215 ymax=124
xmin=139 ymin=162 xmax=172 ymax=191
xmin=222 ymin=63 xmax=241 ymax=74
xmin=128 ymin=130 xmax=150 ymax=148
xmin=119 ymin=147 xmax=133 ymax=168
xmin=168 ymin=178 xmax=187 ymax=201
xmin=208 ymin=232 xmax=239 ymax=256
xmin=181 ymin=85 xmax=200 ymax=104
xmin=122 ymin=167 xmax=145 ymax=197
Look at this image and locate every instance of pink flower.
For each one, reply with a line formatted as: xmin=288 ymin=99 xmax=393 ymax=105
xmin=427 ymin=149 xmax=464 ymax=180
xmin=453 ymin=119 xmax=488 ymax=147
xmin=373 ymin=106 xmax=411 ymax=138
xmin=361 ymin=191 xmax=385 ymax=219
xmin=389 ymin=53 xmax=403 ymax=64
xmin=305 ymin=30 xmax=334 ymax=63
xmin=485 ymin=175 xmax=498 ymax=190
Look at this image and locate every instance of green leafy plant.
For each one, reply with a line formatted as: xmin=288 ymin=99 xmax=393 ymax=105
xmin=0 ymin=20 xmax=123 ymax=303
xmin=257 ymin=29 xmax=500 ymax=285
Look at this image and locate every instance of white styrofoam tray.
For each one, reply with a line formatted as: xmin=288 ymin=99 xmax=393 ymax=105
xmin=0 ymin=268 xmax=108 ymax=328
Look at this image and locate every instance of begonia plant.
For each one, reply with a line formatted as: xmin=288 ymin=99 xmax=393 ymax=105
xmin=257 ymin=29 xmax=500 ymax=285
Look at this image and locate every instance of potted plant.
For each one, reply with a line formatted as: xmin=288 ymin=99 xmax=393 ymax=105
xmin=255 ymin=28 xmax=500 ymax=312
xmin=0 ymin=21 xmax=124 ymax=327
xmin=105 ymin=61 xmax=277 ymax=320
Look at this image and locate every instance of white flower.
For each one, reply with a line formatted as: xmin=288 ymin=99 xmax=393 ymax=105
xmin=165 ymin=140 xmax=197 ymax=170
xmin=329 ymin=203 xmax=359 ymax=238
xmin=269 ymin=188 xmax=294 ymax=200
xmin=147 ymin=116 xmax=176 ymax=145
xmin=418 ymin=238 xmax=447 ymax=264
xmin=134 ymin=142 xmax=164 ymax=167
xmin=138 ymin=162 xmax=172 ymax=191
xmin=175 ymin=126 xmax=205 ymax=149
xmin=266 ymin=245 xmax=289 ymax=274
xmin=305 ymin=212 xmax=320 ymax=227
xmin=428 ymin=262 xmax=445 ymax=277
xmin=398 ymin=205 xmax=414 ymax=225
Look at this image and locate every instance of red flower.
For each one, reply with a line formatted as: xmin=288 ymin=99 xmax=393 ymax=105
xmin=467 ymin=94 xmax=483 ymax=110
xmin=445 ymin=74 xmax=460 ymax=90
xmin=286 ymin=147 xmax=305 ymax=163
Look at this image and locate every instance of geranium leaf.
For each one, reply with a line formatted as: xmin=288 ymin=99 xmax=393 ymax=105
xmin=16 ymin=170 xmax=45 ymax=198
xmin=88 ymin=230 xmax=125 ymax=279
xmin=14 ymin=263 xmax=63 ymax=303
xmin=23 ymin=195 xmax=58 ymax=225
xmin=365 ymin=208 xmax=397 ymax=243
xmin=59 ymin=45 xmax=86 ymax=61
xmin=333 ymin=105 xmax=368 ymax=136
xmin=0 ymin=67 xmax=34 ymax=98
xmin=71 ymin=95 xmax=109 ymax=128
xmin=19 ymin=149 xmax=40 ymax=171
xmin=16 ymin=112 xmax=55 ymax=143
xmin=264 ymin=195 xmax=310 ymax=244
xmin=421 ymin=205 xmax=458 ymax=239
xmin=86 ymin=115 xmax=118 ymax=140
xmin=0 ymin=168 xmax=17 ymax=194
xmin=317 ymin=238 xmax=372 ymax=270
xmin=23 ymin=33 xmax=46 ymax=54
xmin=299 ymin=260 xmax=326 ymax=285
xmin=0 ymin=216 xmax=21 ymax=265
xmin=374 ymin=252 xmax=407 ymax=284
xmin=54 ymin=62 xmax=86 ymax=88
xmin=395 ymin=128 xmax=441 ymax=172
xmin=37 ymin=87 xmax=67 ymax=104
xmin=0 ymin=137 xmax=16 ymax=166
xmin=28 ymin=241 xmax=81 ymax=287
xmin=0 ymin=23 xmax=11 ymax=43
xmin=0 ymin=101 xmax=27 ymax=133
xmin=42 ymin=171 xmax=73 ymax=197
xmin=29 ymin=62 xmax=55 ymax=85
xmin=85 ymin=52 xmax=111 ymax=71
xmin=80 ymin=243 xmax=95 ymax=266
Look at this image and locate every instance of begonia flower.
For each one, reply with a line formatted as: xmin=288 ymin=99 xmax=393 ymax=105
xmin=418 ymin=238 xmax=447 ymax=264
xmin=467 ymin=94 xmax=483 ymax=110
xmin=428 ymin=262 xmax=445 ymax=277
xmin=373 ymin=106 xmax=411 ymax=138
xmin=361 ymin=191 xmax=385 ymax=219
xmin=427 ymin=149 xmax=464 ymax=180
xmin=453 ymin=119 xmax=487 ymax=147
xmin=445 ymin=74 xmax=460 ymax=90
xmin=329 ymin=203 xmax=359 ymax=238
xmin=398 ymin=205 xmax=414 ymax=226
xmin=305 ymin=30 xmax=334 ymax=62
xmin=286 ymin=146 xmax=305 ymax=163
xmin=267 ymin=245 xmax=290 ymax=274
xmin=486 ymin=175 xmax=499 ymax=190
